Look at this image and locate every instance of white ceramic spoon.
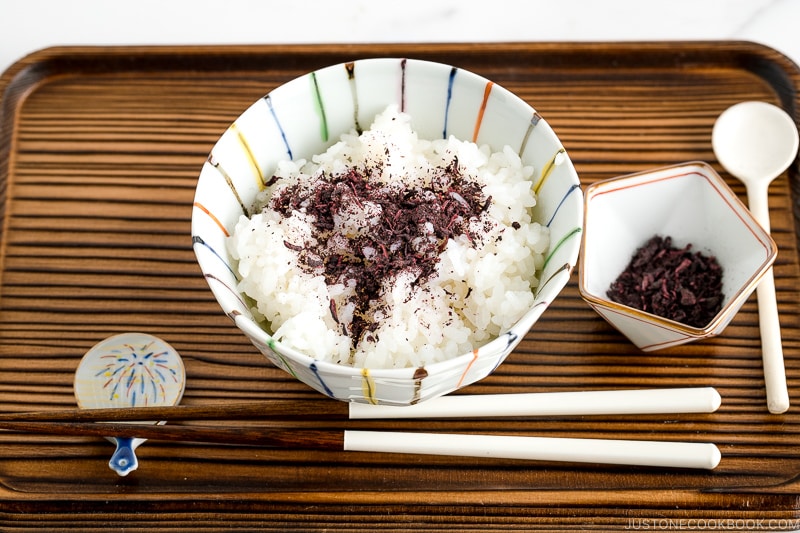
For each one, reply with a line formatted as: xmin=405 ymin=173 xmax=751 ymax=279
xmin=712 ymin=101 xmax=799 ymax=414
xmin=74 ymin=333 xmax=186 ymax=476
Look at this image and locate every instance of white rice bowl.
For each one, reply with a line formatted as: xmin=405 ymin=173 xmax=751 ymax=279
xmin=192 ymin=57 xmax=583 ymax=405
xmin=228 ymin=106 xmax=549 ymax=369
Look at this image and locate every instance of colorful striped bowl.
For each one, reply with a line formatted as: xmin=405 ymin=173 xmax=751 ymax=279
xmin=191 ymin=58 xmax=583 ymax=405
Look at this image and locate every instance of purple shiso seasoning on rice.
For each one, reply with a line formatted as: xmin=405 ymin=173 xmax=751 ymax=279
xmin=228 ymin=105 xmax=550 ymax=368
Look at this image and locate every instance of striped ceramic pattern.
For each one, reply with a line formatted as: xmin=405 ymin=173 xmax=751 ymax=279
xmin=191 ymin=58 xmax=583 ymax=405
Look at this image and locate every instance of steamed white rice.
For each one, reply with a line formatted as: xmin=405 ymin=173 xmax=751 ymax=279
xmin=228 ymin=105 xmax=549 ymax=368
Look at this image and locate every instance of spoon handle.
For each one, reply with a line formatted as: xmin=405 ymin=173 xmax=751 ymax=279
xmin=755 ymin=270 xmax=790 ymax=414
xmin=747 ymin=185 xmax=772 ymax=233
xmin=747 ymin=185 xmax=790 ymax=414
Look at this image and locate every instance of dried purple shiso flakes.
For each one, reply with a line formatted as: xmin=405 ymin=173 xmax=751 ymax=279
xmin=606 ymin=235 xmax=724 ymax=328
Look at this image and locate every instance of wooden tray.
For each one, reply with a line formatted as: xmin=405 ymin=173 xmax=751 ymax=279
xmin=1 ymin=42 xmax=800 ymax=530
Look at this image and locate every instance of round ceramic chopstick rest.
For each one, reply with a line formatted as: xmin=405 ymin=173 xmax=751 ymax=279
xmin=73 ymin=333 xmax=186 ymax=476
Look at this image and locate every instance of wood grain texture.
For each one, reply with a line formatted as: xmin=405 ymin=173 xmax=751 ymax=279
xmin=1 ymin=41 xmax=800 ymax=530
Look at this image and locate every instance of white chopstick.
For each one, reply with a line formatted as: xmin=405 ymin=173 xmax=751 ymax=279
xmin=344 ymin=431 xmax=721 ymax=469
xmin=348 ymin=387 xmax=721 ymax=419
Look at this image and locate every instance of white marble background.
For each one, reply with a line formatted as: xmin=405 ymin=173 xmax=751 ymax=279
xmin=1 ymin=0 xmax=799 ymax=76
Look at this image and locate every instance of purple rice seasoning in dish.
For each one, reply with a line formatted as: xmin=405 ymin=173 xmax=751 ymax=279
xmin=606 ymin=235 xmax=723 ymax=328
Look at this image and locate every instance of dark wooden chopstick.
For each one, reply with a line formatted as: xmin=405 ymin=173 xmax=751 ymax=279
xmin=0 ymin=400 xmax=349 ymax=424
xmin=0 ymin=420 xmax=343 ymax=448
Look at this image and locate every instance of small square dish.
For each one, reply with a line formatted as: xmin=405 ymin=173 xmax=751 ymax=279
xmin=578 ymin=161 xmax=777 ymax=351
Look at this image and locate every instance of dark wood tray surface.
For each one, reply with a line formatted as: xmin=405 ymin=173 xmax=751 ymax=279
xmin=1 ymin=42 xmax=800 ymax=530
